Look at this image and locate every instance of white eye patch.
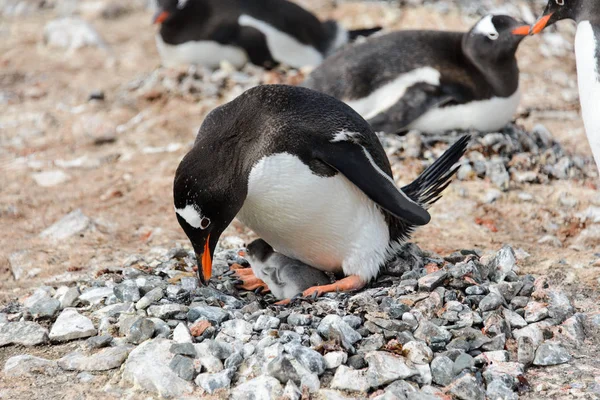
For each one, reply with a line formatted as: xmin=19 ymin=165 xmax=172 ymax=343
xmin=474 ymin=15 xmax=499 ymax=40
xmin=175 ymin=204 xmax=206 ymax=229
xmin=177 ymin=0 xmax=188 ymax=9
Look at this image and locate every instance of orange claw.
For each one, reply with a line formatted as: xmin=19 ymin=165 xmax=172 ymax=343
xmin=301 ymin=275 xmax=366 ymax=298
xmin=233 ymin=268 xmax=270 ymax=292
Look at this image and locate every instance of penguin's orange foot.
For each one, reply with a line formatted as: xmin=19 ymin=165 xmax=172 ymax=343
xmin=301 ymin=275 xmax=366 ymax=298
xmin=234 ymin=268 xmax=270 ymax=292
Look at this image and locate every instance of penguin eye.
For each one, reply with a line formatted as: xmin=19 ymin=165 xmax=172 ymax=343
xmin=200 ymin=217 xmax=211 ymax=229
xmin=487 ymin=32 xmax=499 ymax=40
xmin=555 ymin=0 xmax=564 ymax=5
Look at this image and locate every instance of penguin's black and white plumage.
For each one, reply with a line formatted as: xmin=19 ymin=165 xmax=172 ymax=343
xmin=303 ymin=15 xmax=530 ymax=135
xmin=153 ymin=0 xmax=381 ymax=69
xmin=531 ymin=0 xmax=600 ymax=172
xmin=245 ymin=239 xmax=331 ymax=300
xmin=173 ymin=85 xmax=469 ymax=298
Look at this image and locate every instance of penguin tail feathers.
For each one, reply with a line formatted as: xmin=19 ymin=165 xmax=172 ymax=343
xmin=401 ymin=134 xmax=470 ymax=208
xmin=348 ymin=27 xmax=382 ymax=41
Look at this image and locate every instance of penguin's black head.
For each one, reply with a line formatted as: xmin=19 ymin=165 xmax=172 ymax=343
xmin=531 ymin=0 xmax=589 ymax=34
xmin=153 ymin=0 xmax=193 ymax=24
xmin=463 ymin=15 xmax=529 ymax=63
xmin=245 ymin=239 xmax=274 ymax=264
xmin=173 ymin=149 xmax=245 ymax=285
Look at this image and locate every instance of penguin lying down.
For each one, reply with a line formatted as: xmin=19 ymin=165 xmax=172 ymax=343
xmin=244 ymin=239 xmax=331 ymax=300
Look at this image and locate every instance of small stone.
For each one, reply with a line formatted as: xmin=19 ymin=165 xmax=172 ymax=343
xmin=170 ymin=343 xmax=197 ymax=357
xmin=284 ymin=343 xmax=326 ymax=376
xmin=198 ymin=355 xmax=224 ymax=373
xmin=148 ymin=304 xmax=188 ymax=319
xmin=122 ymin=338 xmax=194 ymax=398
xmin=195 ymin=339 xmax=234 ymax=360
xmin=330 ymin=365 xmax=370 ymax=392
xmin=466 ymin=286 xmax=487 ymax=295
xmin=190 ymin=320 xmax=212 ymax=337
xmin=486 ymin=380 xmax=518 ymax=400
xmin=57 ymin=287 xmax=80 ymax=309
xmin=149 ymin=318 xmax=171 ymax=338
xmin=195 ymin=369 xmax=234 ymax=394
xmin=187 ymin=305 xmax=229 ymax=324
xmin=402 ymin=341 xmax=433 ymax=364
xmin=43 ymin=18 xmax=106 ymax=50
xmin=347 ymin=354 xmax=366 ymax=369
xmin=32 ymin=170 xmax=71 ymax=188
xmin=502 ymin=308 xmax=527 ymax=329
xmin=533 ymin=342 xmax=571 ymax=366
xmin=29 ymin=297 xmax=61 ymax=319
xmin=538 ymin=235 xmax=562 ymax=247
xmin=231 ymin=376 xmax=283 ymax=400
xmin=511 ymin=296 xmax=530 ymax=309
xmin=49 ymin=309 xmax=96 ymax=342
xmin=448 ymin=373 xmax=485 ymax=400
xmin=267 ymin=355 xmax=300 ymax=384
xmin=317 ymin=314 xmax=362 ymax=349
xmin=475 ymin=351 xmax=509 ymax=365
xmin=288 ymin=313 xmax=312 ymax=326
xmin=8 ymin=251 xmax=35 ymax=281
xmin=547 ymin=290 xmax=574 ymax=323
xmin=414 ymin=321 xmax=452 ymax=345
xmin=365 ymin=351 xmax=417 ymax=387
xmin=135 ymin=287 xmax=164 ymax=310
xmin=342 ymin=315 xmax=362 ymax=329
xmin=418 ymin=270 xmax=448 ymax=292
xmin=39 ymin=209 xmax=92 ymax=241
xmin=283 ymin=380 xmax=302 ymax=400
xmin=453 ymin=353 xmax=475 ymax=375
xmin=254 ymin=315 xmax=280 ymax=331
xmin=430 ymin=356 xmax=454 ymax=386
xmin=561 ymin=314 xmax=585 ymax=345
xmin=224 ymin=352 xmax=243 ymax=369
xmin=358 ymin=333 xmax=385 ymax=352
xmin=412 ymin=363 xmax=433 ymax=386
xmin=218 ymin=319 xmax=253 ymax=342
xmin=172 ymin=322 xmax=193 ymax=343
xmin=180 ymin=277 xmax=198 ymax=292
xmin=525 ymin=301 xmax=549 ymax=323
xmin=3 ymin=355 xmax=59 ymax=377
xmin=489 ymin=245 xmax=517 ymax=282
xmin=79 ymin=287 xmax=113 ymax=305
xmin=513 ymin=324 xmax=544 ymax=347
xmin=170 ymin=354 xmax=195 ymax=381
xmin=479 ymin=293 xmax=503 ymax=312
xmin=58 ymin=346 xmax=131 ymax=371
xmin=324 ymin=351 xmax=348 ymax=369
xmin=114 ymin=281 xmax=141 ymax=303
xmin=83 ymin=335 xmax=113 ymax=350
xmin=126 ymin=318 xmax=155 ymax=344
xmin=482 ymin=361 xmax=524 ymax=388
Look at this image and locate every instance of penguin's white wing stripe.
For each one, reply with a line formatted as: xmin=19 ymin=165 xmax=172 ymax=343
xmin=238 ymin=15 xmax=323 ymax=68
xmin=175 ymin=204 xmax=204 ymax=229
xmin=360 ymin=146 xmax=421 ymax=207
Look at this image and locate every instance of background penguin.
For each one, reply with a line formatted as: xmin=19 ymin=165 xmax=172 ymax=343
xmin=244 ymin=239 xmax=331 ymax=300
xmin=303 ymin=15 xmax=530 ymax=135
xmin=173 ymin=84 xmax=469 ymax=299
xmin=530 ymin=0 xmax=600 ymax=173
xmin=153 ymin=0 xmax=381 ymax=69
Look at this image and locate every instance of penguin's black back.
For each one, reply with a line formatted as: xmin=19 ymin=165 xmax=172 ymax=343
xmin=304 ymin=30 xmax=495 ymax=103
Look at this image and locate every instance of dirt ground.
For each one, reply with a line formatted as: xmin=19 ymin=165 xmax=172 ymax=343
xmin=1 ymin=1 xmax=600 ymax=398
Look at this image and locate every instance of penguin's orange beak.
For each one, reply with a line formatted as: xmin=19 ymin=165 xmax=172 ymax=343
xmin=531 ymin=13 xmax=554 ymax=35
xmin=511 ymin=25 xmax=531 ymax=36
xmin=153 ymin=10 xmax=170 ymax=24
xmin=197 ymin=234 xmax=212 ymax=284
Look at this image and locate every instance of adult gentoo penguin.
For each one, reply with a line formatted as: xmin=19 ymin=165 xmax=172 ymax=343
xmin=173 ymin=85 xmax=469 ymax=298
xmin=530 ymin=0 xmax=600 ymax=172
xmin=303 ymin=15 xmax=530 ymax=134
xmin=153 ymin=0 xmax=381 ymax=69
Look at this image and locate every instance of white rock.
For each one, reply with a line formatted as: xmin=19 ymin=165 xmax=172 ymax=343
xmin=172 ymin=322 xmax=193 ymax=343
xmin=40 ymin=209 xmax=93 ymax=241
xmin=3 ymin=355 xmax=59 ymax=377
xmin=402 ymin=341 xmax=433 ymax=365
xmin=43 ymin=18 xmax=106 ymax=51
xmin=324 ymin=351 xmax=347 ymax=369
xmin=58 ymin=346 xmax=131 ymax=371
xmin=365 ymin=351 xmax=418 ymax=388
xmin=230 ymin=376 xmax=283 ymax=400
xmin=0 ymin=322 xmax=49 ymax=346
xmin=217 ymin=319 xmax=253 ymax=342
xmin=32 ymin=170 xmax=70 ymax=187
xmin=330 ymin=365 xmax=370 ymax=392
xmin=122 ymin=338 xmax=194 ymax=398
xmin=79 ymin=287 xmax=113 ymax=304
xmin=8 ymin=250 xmax=34 ymax=280
xmin=56 ymin=286 xmax=80 ymax=309
xmin=49 ymin=309 xmax=97 ymax=342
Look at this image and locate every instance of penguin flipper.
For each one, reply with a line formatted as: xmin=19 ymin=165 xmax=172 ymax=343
xmin=367 ymin=82 xmax=455 ymax=134
xmin=235 ymin=26 xmax=279 ymax=69
xmin=317 ymin=141 xmax=431 ymax=225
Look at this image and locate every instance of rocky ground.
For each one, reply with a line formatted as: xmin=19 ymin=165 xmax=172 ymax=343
xmin=1 ymin=0 xmax=600 ymax=399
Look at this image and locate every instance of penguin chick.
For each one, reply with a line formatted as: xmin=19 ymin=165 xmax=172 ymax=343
xmin=245 ymin=238 xmax=330 ymax=300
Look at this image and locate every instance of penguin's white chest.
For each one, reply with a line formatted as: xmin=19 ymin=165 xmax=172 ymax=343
xmin=155 ymin=34 xmax=248 ymax=69
xmin=236 ymin=153 xmax=390 ymax=281
xmin=575 ymin=21 xmax=600 ymax=169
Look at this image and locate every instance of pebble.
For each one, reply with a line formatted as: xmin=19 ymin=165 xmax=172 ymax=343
xmin=3 ymin=355 xmax=59 ymax=377
xmin=169 ymin=354 xmax=196 ymax=381
xmin=83 ymin=335 xmax=113 ymax=350
xmin=347 ymin=354 xmax=366 ymax=369
xmin=190 ymin=319 xmax=212 ymax=337
xmin=317 ymin=314 xmax=362 ymax=349
xmin=170 ymin=342 xmax=197 ymax=357
xmin=288 ymin=313 xmax=312 ymax=326
xmin=430 ymin=356 xmax=454 ymax=386
xmin=49 ymin=309 xmax=96 ymax=342
xmin=267 ymin=355 xmax=300 ymax=384
xmin=330 ymin=365 xmax=370 ymax=392
xmin=39 ymin=209 xmax=92 ymax=241
xmin=187 ymin=305 xmax=229 ymax=324
xmin=43 ymin=17 xmax=106 ymax=50
xmin=147 ymin=304 xmax=189 ymax=319
xmin=135 ymin=287 xmax=164 ymax=310
xmin=414 ymin=321 xmax=452 ymax=345
xmin=172 ymin=322 xmax=193 ymax=343
xmin=198 ymin=355 xmax=224 ymax=373
xmin=29 ymin=297 xmax=61 ymax=319
xmin=114 ymin=281 xmax=141 ymax=303
xmin=524 ymin=301 xmax=549 ymax=323
xmin=122 ymin=338 xmax=194 ymax=398
xmin=533 ymin=342 xmax=572 ymax=366
xmin=324 ymin=351 xmax=348 ymax=369
xmin=32 ymin=170 xmax=70 ymax=188
xmin=58 ymin=346 xmax=131 ymax=371
xmin=218 ymin=319 xmax=253 ymax=342
xmin=195 ymin=369 xmax=234 ymax=394
xmin=486 ymin=380 xmax=519 ymax=400
xmin=56 ymin=287 xmax=80 ymax=309
xmin=513 ymin=323 xmax=544 ymax=347
xmin=126 ymin=318 xmax=155 ymax=344
xmin=402 ymin=341 xmax=433 ymax=364
xmin=448 ymin=373 xmax=486 ymax=400
xmin=502 ymin=308 xmax=528 ymax=329
xmin=283 ymin=380 xmax=302 ymax=400
xmin=365 ymin=351 xmax=417 ymax=387
xmin=254 ymin=315 xmax=280 ymax=331
xmin=453 ymin=353 xmax=475 ymax=375
xmin=479 ymin=293 xmax=504 ymax=312
xmin=489 ymin=245 xmax=517 ymax=282
xmin=418 ymin=269 xmax=448 ymax=292
xmin=79 ymin=287 xmax=113 ymax=305
xmin=230 ymin=376 xmax=283 ymax=400
xmin=284 ymin=343 xmax=326 ymax=376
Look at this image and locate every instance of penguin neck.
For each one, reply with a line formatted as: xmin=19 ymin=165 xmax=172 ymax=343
xmin=574 ymin=20 xmax=600 ymax=171
xmin=461 ymin=37 xmax=520 ymax=97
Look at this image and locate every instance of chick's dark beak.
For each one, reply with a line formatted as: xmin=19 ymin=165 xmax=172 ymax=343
xmin=530 ymin=13 xmax=554 ymax=35
xmin=153 ymin=9 xmax=170 ymax=24
xmin=196 ymin=233 xmax=212 ymax=285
